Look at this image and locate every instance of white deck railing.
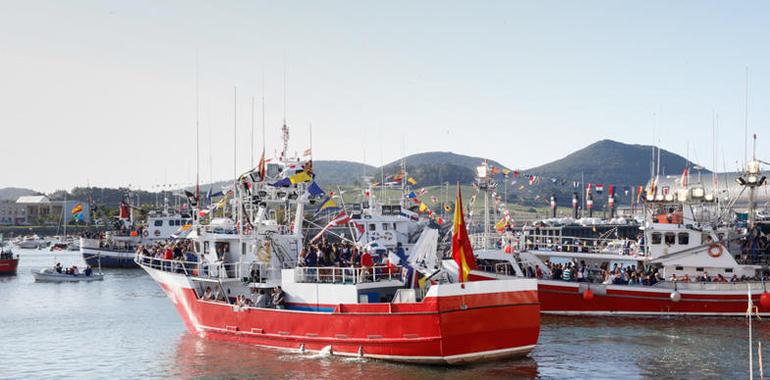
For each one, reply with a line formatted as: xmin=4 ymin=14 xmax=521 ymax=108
xmin=293 ymin=265 xmax=396 ymax=284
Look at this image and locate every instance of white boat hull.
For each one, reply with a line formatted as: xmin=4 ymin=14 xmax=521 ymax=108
xmin=31 ymin=269 xmax=104 ymax=282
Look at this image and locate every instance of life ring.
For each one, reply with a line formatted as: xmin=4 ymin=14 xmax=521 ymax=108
xmin=142 ymin=230 xmax=149 ymax=238
xmin=383 ymin=231 xmax=394 ymax=240
xmin=708 ymin=243 xmax=723 ymax=258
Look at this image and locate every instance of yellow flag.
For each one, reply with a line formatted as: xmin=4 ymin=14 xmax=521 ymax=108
xmin=407 ymin=177 xmax=417 ymax=185
xmin=289 ymin=171 xmax=312 ymax=184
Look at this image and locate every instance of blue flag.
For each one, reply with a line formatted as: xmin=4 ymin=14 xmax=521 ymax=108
xmin=270 ymin=177 xmax=292 ymax=187
xmin=307 ymin=182 xmax=326 ymax=197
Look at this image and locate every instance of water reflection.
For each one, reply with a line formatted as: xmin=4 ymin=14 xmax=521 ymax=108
xmin=169 ymin=333 xmax=540 ymax=379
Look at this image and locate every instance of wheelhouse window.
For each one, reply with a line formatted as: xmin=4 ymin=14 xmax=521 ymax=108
xmin=696 ymin=267 xmax=704 ymax=272
xmin=651 ymin=233 xmax=662 ymax=245
xmin=664 ymin=233 xmax=675 ymax=245
xmin=675 ymin=266 xmax=684 ymax=271
xmin=677 ymin=233 xmax=689 ymax=245
xmin=154 ymin=220 xmax=163 ymax=227
xmin=369 ymin=224 xmax=376 ymax=231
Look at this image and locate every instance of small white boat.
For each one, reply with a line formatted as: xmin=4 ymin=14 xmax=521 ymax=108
xmin=15 ymin=235 xmax=48 ymax=250
xmin=31 ymin=268 xmax=104 ymax=282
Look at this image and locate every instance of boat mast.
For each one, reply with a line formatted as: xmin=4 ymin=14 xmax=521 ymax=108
xmin=744 ymin=67 xmax=749 ymax=169
xmin=195 ymin=54 xmax=200 ymax=208
xmin=251 ymin=96 xmax=255 ymax=168
xmin=233 ymin=86 xmax=237 ymax=221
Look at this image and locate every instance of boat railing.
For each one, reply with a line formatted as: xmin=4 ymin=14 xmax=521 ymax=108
xmin=200 ymin=225 xmax=239 ymax=235
xmin=135 ymin=254 xmax=198 ymax=275
xmin=652 ymin=280 xmax=768 ymax=291
xmin=294 ymin=265 xmax=396 ymax=284
xmin=135 ymin=254 xmax=243 ymax=279
xmin=520 ymin=234 xmax=645 ymax=256
xmin=470 ymin=233 xmax=514 ymax=250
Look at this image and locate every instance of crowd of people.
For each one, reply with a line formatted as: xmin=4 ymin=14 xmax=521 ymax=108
xmin=53 ymin=262 xmax=94 ymax=276
xmin=135 ymin=240 xmax=194 ymax=262
xmin=739 ymin=230 xmax=770 ymax=264
xmin=527 ymin=260 xmax=664 ymax=285
xmin=522 ymin=259 xmax=768 ymax=284
xmin=298 ymin=238 xmax=385 ymax=269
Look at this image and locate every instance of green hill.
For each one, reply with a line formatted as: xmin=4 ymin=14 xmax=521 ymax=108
xmin=526 ymin=139 xmax=706 ymax=186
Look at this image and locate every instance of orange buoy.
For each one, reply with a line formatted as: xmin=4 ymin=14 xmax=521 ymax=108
xmin=760 ymin=292 xmax=770 ymax=309
xmin=583 ymin=289 xmax=594 ymax=301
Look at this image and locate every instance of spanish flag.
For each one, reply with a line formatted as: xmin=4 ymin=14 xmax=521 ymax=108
xmin=451 ymin=185 xmax=477 ymax=283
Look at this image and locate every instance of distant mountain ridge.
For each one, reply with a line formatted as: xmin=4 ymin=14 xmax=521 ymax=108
xmin=380 ymin=151 xmax=510 ymax=187
xmin=526 ymin=139 xmax=706 ymax=187
xmin=0 ymin=187 xmax=40 ymax=201
xmin=5 ymin=140 xmax=711 ymax=208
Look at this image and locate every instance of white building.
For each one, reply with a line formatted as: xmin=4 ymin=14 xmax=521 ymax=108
xmin=0 ymin=200 xmax=27 ymax=225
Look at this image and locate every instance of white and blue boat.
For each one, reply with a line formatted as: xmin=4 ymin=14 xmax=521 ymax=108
xmin=81 ymin=210 xmax=191 ymax=268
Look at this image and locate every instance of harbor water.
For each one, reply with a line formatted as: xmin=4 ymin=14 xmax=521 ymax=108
xmin=1 ymin=249 xmax=765 ymax=379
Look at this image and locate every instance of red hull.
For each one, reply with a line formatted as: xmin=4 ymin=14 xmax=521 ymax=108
xmin=146 ymin=268 xmax=540 ymax=364
xmin=539 ymin=280 xmax=770 ymax=316
xmin=0 ymin=258 xmax=18 ymax=275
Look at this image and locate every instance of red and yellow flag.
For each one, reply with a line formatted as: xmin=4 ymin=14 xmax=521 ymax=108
xmin=452 ymin=185 xmax=477 ymax=283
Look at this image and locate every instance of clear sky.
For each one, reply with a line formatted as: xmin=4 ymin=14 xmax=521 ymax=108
xmin=1 ymin=1 xmax=768 ymax=193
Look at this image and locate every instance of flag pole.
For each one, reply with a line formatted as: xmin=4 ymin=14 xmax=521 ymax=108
xmin=251 ymin=96 xmax=255 ymax=168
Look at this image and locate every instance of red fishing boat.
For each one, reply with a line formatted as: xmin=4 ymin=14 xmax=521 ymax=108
xmin=138 ymin=134 xmax=539 ymax=364
xmin=0 ymin=244 xmax=19 ymax=275
xmin=471 ymin=154 xmax=770 ymax=316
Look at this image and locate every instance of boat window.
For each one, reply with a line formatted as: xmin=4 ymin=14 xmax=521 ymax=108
xmin=393 ymin=223 xmax=397 ymax=230
xmin=725 ymin=268 xmax=733 ymax=273
xmin=154 ymin=220 xmax=163 ymax=227
xmin=651 ymin=233 xmax=661 ymax=244
xmin=664 ymin=233 xmax=675 ymax=245
xmin=369 ymin=224 xmax=376 ymax=231
xmin=696 ymin=267 xmax=704 ymax=272
xmin=194 ymin=241 xmax=200 ymax=254
xmin=675 ymin=266 xmax=683 ymax=271
xmin=215 ymin=242 xmax=230 ymax=256
xmin=677 ymin=233 xmax=689 ymax=245
xmin=382 ymin=223 xmax=389 ymax=231
xmin=203 ymin=241 xmax=209 ymax=254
